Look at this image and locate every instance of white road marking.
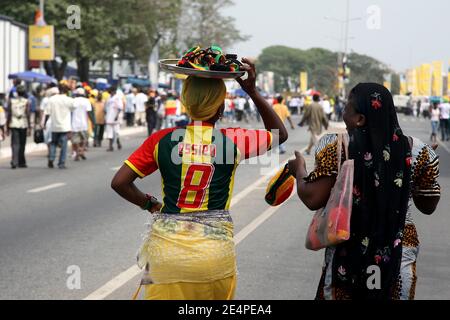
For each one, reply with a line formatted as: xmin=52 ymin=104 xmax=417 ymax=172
xmin=234 ymin=193 xmax=295 ymax=245
xmin=27 ymin=183 xmax=66 ymax=193
xmin=83 ymin=132 xmax=328 ymax=300
xmin=110 ymin=166 xmax=121 ymax=171
xmin=83 ymin=265 xmax=141 ymax=300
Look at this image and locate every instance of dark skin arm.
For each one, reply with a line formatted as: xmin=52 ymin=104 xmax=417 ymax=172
xmin=111 ymin=165 xmax=162 ymax=213
xmin=290 ymin=143 xmax=441 ymax=213
xmin=288 ymin=151 xmax=336 ymax=210
xmin=237 ymin=58 xmax=288 ymax=145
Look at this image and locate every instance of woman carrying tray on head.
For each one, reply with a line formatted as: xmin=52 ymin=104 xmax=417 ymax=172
xmin=111 ymin=58 xmax=288 ymax=300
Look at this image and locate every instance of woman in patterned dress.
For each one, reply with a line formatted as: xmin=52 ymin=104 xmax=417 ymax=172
xmin=288 ymin=83 xmax=440 ymax=300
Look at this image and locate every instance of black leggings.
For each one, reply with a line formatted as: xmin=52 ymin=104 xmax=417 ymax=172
xmin=11 ymin=128 xmax=27 ymax=166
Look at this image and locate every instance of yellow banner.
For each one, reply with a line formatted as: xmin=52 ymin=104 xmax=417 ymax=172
xmin=400 ymin=76 xmax=407 ymax=95
xmin=448 ymin=70 xmax=450 ymax=96
xmin=419 ymin=64 xmax=432 ymax=96
xmin=406 ymin=69 xmax=414 ymax=95
xmin=300 ymin=72 xmax=308 ymax=93
xmin=29 ymin=25 xmax=55 ymax=61
xmin=413 ymin=68 xmax=420 ymax=96
xmin=432 ymin=61 xmax=443 ymax=96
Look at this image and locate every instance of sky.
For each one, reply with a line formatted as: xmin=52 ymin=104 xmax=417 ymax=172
xmin=224 ymin=0 xmax=450 ymax=72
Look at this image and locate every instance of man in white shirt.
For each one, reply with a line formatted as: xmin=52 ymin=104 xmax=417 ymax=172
xmin=321 ymin=95 xmax=332 ymax=120
xmin=134 ymin=89 xmax=148 ymax=126
xmin=289 ymin=96 xmax=300 ymax=115
xmin=72 ymin=88 xmax=94 ymax=161
xmin=44 ymin=83 xmax=75 ymax=169
xmin=235 ymin=96 xmax=248 ymax=123
xmin=125 ymin=88 xmax=137 ymax=127
xmin=105 ymin=87 xmax=124 ymax=151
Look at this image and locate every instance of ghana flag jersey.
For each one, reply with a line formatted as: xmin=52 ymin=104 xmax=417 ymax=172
xmin=125 ymin=122 xmax=272 ymax=214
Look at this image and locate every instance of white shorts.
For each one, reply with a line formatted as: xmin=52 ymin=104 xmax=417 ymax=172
xmin=105 ymin=124 xmax=120 ymax=139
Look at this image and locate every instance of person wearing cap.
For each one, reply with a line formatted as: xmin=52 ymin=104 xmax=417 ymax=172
xmin=39 ymin=85 xmax=59 ymax=156
xmin=6 ymin=85 xmax=31 ymax=169
xmin=71 ymin=87 xmax=95 ymax=161
xmin=44 ymin=82 xmax=76 ymax=169
xmin=111 ymin=58 xmax=288 ymax=300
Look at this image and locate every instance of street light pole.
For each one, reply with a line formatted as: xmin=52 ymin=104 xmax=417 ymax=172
xmin=39 ymin=0 xmax=45 ymax=75
xmin=324 ymin=0 xmax=361 ymax=98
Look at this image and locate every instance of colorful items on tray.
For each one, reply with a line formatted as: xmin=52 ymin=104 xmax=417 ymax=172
xmin=177 ymin=45 xmax=242 ymax=72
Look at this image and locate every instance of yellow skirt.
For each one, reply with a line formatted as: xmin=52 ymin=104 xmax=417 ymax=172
xmin=143 ymin=274 xmax=237 ymax=300
xmin=134 ymin=211 xmax=237 ymax=300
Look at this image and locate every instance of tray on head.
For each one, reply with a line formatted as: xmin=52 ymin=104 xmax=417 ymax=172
xmin=159 ymin=59 xmax=245 ymax=79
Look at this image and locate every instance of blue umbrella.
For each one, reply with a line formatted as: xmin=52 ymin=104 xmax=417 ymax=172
xmin=8 ymin=71 xmax=56 ymax=84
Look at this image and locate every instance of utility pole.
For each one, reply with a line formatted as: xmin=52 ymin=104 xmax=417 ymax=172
xmin=39 ymin=0 xmax=45 ymax=75
xmin=324 ymin=0 xmax=361 ymax=98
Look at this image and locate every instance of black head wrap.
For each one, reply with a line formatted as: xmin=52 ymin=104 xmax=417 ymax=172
xmin=332 ymin=83 xmax=412 ymax=299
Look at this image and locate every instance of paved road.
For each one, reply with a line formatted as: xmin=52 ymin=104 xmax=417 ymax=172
xmin=0 ymin=115 xmax=448 ymax=300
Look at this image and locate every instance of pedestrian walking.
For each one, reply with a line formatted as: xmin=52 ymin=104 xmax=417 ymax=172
xmin=163 ymin=92 xmax=178 ymax=128
xmin=299 ymin=94 xmax=329 ymax=155
xmin=0 ymin=98 xmax=6 ymax=143
xmin=93 ymin=94 xmax=106 ymax=147
xmin=105 ymin=87 xmax=123 ymax=152
xmin=145 ymin=92 xmax=157 ymax=136
xmin=125 ymin=88 xmax=137 ymax=127
xmin=111 ymin=58 xmax=288 ymax=300
xmin=438 ymin=101 xmax=450 ymax=141
xmin=135 ymin=88 xmax=148 ymax=127
xmin=6 ymin=85 xmax=31 ymax=169
xmin=430 ymin=103 xmax=440 ymax=143
xmin=40 ymin=86 xmax=59 ymax=157
xmin=288 ymin=83 xmax=440 ymax=300
xmin=71 ymin=88 xmax=94 ymax=161
xmin=321 ymin=95 xmax=332 ymax=120
xmin=273 ymin=96 xmax=295 ymax=154
xmin=44 ymin=82 xmax=75 ymax=169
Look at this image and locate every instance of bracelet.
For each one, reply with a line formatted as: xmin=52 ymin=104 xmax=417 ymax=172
xmin=142 ymin=193 xmax=158 ymax=211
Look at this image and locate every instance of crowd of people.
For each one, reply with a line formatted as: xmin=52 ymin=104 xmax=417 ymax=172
xmin=0 ymin=77 xmax=349 ymax=169
xmin=0 ymin=80 xmax=204 ymax=169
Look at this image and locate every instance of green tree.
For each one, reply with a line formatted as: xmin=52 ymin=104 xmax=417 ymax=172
xmin=2 ymin=0 xmax=182 ymax=81
xmin=345 ymin=52 xmax=389 ymax=92
xmin=1 ymin=0 xmax=117 ymax=81
xmin=108 ymin=0 xmax=183 ymax=63
xmin=177 ymin=0 xmax=249 ymax=53
xmin=257 ymin=45 xmax=390 ymax=95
